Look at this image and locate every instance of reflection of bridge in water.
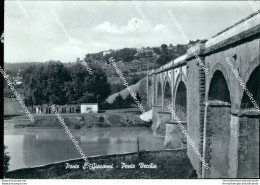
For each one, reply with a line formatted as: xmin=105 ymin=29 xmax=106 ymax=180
xmin=146 ymin=12 xmax=259 ymax=178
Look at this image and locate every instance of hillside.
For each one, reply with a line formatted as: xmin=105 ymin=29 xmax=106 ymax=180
xmin=3 ymin=42 xmax=196 ymax=107
xmin=85 ymin=43 xmax=192 ymax=78
xmin=106 ymin=77 xmax=148 ymax=105
xmin=4 ymin=62 xmax=43 ymax=73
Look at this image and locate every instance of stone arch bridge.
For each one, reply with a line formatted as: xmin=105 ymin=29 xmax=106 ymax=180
xmin=146 ymin=12 xmax=259 ymax=178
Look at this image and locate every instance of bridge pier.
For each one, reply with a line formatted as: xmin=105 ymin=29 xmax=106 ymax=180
xmin=151 ymin=105 xmax=162 ymax=132
xmin=203 ymin=107 xmax=259 ymax=178
xmin=154 ymin=111 xmax=171 ymax=136
xmin=164 ymin=121 xmax=187 ymax=149
xmin=236 ymin=110 xmax=259 ymax=178
xmin=202 ymin=101 xmax=231 ymax=178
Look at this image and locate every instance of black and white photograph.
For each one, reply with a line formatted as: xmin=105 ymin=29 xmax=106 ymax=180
xmin=1 ymin=0 xmax=259 ymax=183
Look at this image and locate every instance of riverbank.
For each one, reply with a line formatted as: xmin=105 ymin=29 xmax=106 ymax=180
xmin=4 ymin=109 xmax=152 ymax=129
xmin=5 ymin=149 xmax=197 ymax=179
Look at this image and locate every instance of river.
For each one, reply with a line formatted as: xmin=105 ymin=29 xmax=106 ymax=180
xmin=4 ymin=127 xmax=164 ymax=171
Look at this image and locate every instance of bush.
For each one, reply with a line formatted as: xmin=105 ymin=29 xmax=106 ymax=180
xmin=4 ymin=145 xmax=10 ymax=174
xmin=4 ymin=88 xmax=13 ymax=98
xmin=74 ymin=124 xmax=82 ymax=129
xmin=98 ymin=116 xmax=105 ymax=122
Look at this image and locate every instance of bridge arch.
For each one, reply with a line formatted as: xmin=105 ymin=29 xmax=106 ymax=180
xmin=174 ymin=72 xmax=187 ymax=121
xmin=240 ymin=64 xmax=260 ymax=109
xmin=242 ymin=56 xmax=259 ymax=88
xmin=205 ymin=69 xmax=231 ymax=178
xmin=163 ymin=76 xmax=172 ymax=111
xmin=156 ymin=80 xmax=163 ymax=106
xmin=238 ymin=63 xmax=259 ymax=177
xmin=208 ymin=70 xmax=231 ymax=103
xmin=240 ymin=56 xmax=260 ymax=109
xmin=208 ymin=63 xmax=231 ymax=103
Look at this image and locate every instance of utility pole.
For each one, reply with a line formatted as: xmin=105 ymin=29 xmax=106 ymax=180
xmin=135 ymin=50 xmax=153 ymax=107
xmin=97 ymin=95 xmax=99 ymax=111
xmin=137 ymin=137 xmax=140 ymax=159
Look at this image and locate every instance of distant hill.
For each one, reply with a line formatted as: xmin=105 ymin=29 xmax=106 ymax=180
xmin=3 ymin=42 xmax=198 ymax=104
xmin=4 ymin=62 xmax=43 ymax=73
xmin=83 ymin=43 xmax=193 ymax=96
xmin=85 ymin=43 xmax=193 ymax=78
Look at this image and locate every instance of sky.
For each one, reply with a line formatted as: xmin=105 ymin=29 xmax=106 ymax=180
xmin=4 ymin=1 xmax=260 ymax=63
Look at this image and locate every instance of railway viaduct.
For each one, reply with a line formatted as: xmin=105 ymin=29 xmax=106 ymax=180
xmin=146 ymin=11 xmax=259 ymax=178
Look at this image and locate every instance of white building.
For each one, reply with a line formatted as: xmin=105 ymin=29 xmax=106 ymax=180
xmin=35 ymin=104 xmax=79 ymax=114
xmin=80 ymin=103 xmax=98 ymax=113
xmin=102 ymin=51 xmax=111 ymax=56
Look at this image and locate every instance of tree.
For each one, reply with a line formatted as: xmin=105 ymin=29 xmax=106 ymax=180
xmin=22 ymin=60 xmax=111 ymax=106
xmin=22 ymin=61 xmax=71 ymax=105
xmin=155 ymin=44 xmax=171 ymax=66
xmin=4 ymin=145 xmax=10 ymax=175
xmin=4 ymin=87 xmax=13 ymax=98
xmin=88 ymin=64 xmax=111 ymax=102
xmin=153 ymin=47 xmax=161 ymax=55
xmin=156 ymin=55 xmax=170 ymax=66
xmin=113 ymin=94 xmax=125 ymax=108
xmin=125 ymin=93 xmax=134 ymax=107
xmin=161 ymin=44 xmax=168 ymax=54
xmin=136 ymin=92 xmax=142 ymax=102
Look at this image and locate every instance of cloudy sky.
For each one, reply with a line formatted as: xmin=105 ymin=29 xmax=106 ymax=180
xmin=4 ymin=1 xmax=259 ymax=63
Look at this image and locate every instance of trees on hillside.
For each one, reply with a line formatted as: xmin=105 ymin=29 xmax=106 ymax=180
xmin=85 ymin=48 xmax=138 ymax=63
xmin=22 ymin=61 xmax=111 ymax=106
xmin=156 ymin=44 xmax=170 ymax=66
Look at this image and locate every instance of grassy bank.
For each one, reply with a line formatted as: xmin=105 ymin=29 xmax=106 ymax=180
xmin=5 ymin=150 xmax=197 ymax=179
xmin=5 ymin=109 xmax=152 ymax=129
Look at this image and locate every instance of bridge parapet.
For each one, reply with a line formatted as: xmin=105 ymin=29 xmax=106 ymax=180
xmin=187 ymin=41 xmax=206 ymax=58
xmin=206 ymin=10 xmax=260 ymax=49
xmin=149 ymin=54 xmax=187 ymax=75
xmin=147 ymin=11 xmax=259 ymax=178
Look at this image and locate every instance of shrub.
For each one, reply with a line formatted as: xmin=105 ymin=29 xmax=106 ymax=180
xmin=4 ymin=145 xmax=10 ymax=174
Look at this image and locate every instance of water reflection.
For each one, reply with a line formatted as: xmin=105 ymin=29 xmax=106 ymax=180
xmin=4 ymin=128 xmax=164 ymax=171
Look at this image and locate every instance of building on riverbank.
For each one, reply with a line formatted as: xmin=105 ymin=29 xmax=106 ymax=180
xmin=35 ymin=103 xmax=99 ymax=114
xmin=35 ymin=104 xmax=80 ymax=114
xmin=80 ymin=103 xmax=98 ymax=113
